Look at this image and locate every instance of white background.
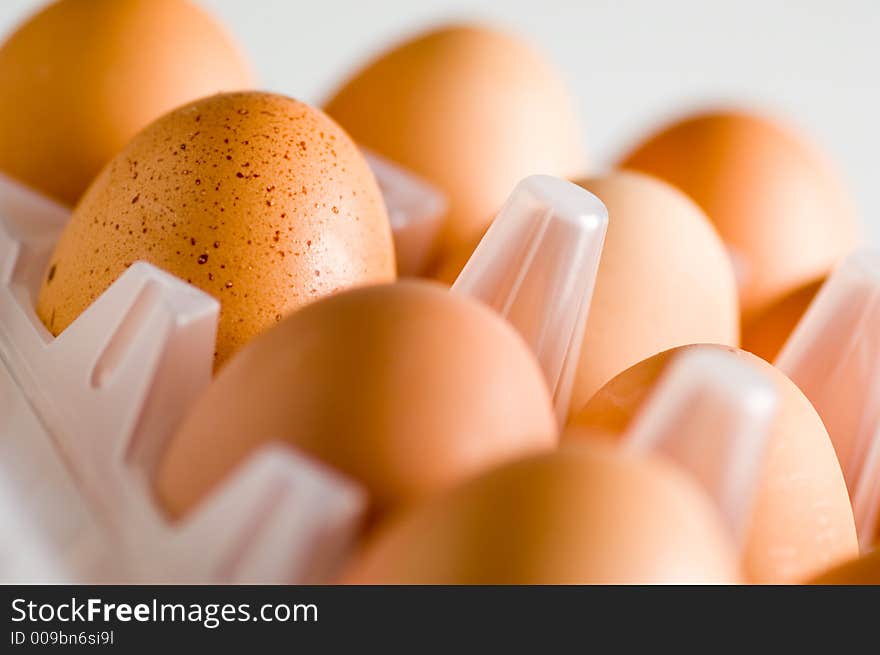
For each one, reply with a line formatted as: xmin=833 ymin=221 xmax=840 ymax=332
xmin=2 ymin=0 xmax=879 ymax=240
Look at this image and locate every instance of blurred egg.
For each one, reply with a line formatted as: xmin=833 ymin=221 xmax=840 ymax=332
xmin=36 ymin=91 xmax=395 ymax=366
xmin=344 ymin=442 xmax=740 ymax=584
xmin=324 ymin=24 xmax=586 ymax=269
xmin=0 ymin=0 xmax=253 ymax=206
xmin=810 ymin=550 xmax=880 ymax=584
xmin=741 ymin=277 xmax=824 ymax=362
xmin=568 ymin=344 xmax=858 ymax=583
xmin=156 ymin=280 xmax=557 ymax=518
xmin=619 ymin=110 xmax=859 ymax=319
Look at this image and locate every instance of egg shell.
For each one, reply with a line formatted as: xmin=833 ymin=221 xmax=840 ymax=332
xmin=741 ymin=277 xmax=824 ymax=362
xmin=155 ymin=280 xmax=557 ymax=518
xmin=0 ymin=0 xmax=253 ymax=206
xmin=344 ymin=442 xmax=740 ymax=584
xmin=324 ymin=24 xmax=586 ymax=267
xmin=568 ymin=344 xmax=858 ymax=584
xmin=36 ymin=91 xmax=396 ymax=366
xmin=619 ymin=110 xmax=859 ymax=319
xmin=567 ymin=171 xmax=738 ymax=414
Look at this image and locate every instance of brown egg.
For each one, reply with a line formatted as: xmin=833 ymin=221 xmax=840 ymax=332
xmin=36 ymin=91 xmax=395 ymax=366
xmin=344 ymin=441 xmax=740 ymax=584
xmin=568 ymin=344 xmax=858 ymax=584
xmin=565 ymin=172 xmax=738 ymax=414
xmin=741 ymin=277 xmax=824 ymax=362
xmin=809 ymin=550 xmax=880 ymax=584
xmin=155 ymin=280 xmax=557 ymax=518
xmin=619 ymin=110 xmax=859 ymax=319
xmin=0 ymin=0 xmax=253 ymax=206
xmin=324 ymin=24 xmax=586 ymax=268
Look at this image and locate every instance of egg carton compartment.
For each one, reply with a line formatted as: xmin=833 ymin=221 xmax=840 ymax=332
xmin=0 ymin=172 xmax=366 ymax=584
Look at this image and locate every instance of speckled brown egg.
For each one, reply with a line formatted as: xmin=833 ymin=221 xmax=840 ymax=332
xmin=36 ymin=91 xmax=396 ymax=366
xmin=0 ymin=0 xmax=253 ymax=206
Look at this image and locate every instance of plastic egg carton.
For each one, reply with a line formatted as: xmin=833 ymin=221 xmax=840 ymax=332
xmin=6 ymin=146 xmax=876 ymax=583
